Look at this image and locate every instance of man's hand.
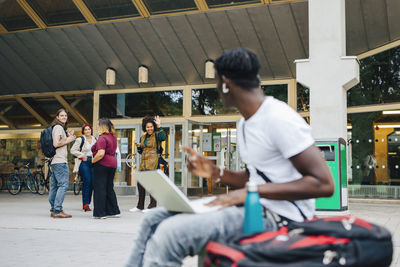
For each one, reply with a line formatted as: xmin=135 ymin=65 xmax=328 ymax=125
xmin=66 ymin=131 xmax=76 ymax=143
xmin=135 ymin=142 xmax=141 ymax=147
xmin=206 ymin=189 xmax=247 ymax=208
xmin=181 ymin=146 xmax=218 ymax=179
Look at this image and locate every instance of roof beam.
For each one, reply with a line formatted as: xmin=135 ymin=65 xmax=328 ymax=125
xmin=194 ymin=0 xmax=209 ymax=11
xmin=15 ymin=96 xmax=49 ymax=126
xmin=131 ymin=0 xmax=150 ymax=18
xmin=72 ymin=0 xmax=97 ymax=24
xmin=357 ymin=39 xmax=400 ymax=60
xmin=0 ymin=105 xmax=16 ymax=129
xmin=17 ymin=0 xmax=47 ymax=29
xmin=0 ymin=23 xmax=8 ymax=34
xmin=54 ymin=94 xmax=87 ymax=125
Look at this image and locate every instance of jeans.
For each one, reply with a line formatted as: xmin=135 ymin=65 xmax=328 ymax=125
xmin=49 ymin=163 xmax=69 ymax=214
xmin=93 ymin=163 xmax=120 ymax=217
xmin=79 ymin=157 xmax=93 ymax=206
xmin=125 ymin=206 xmax=277 ymax=267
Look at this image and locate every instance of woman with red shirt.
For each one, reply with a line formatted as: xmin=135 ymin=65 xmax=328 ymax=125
xmin=91 ymin=118 xmax=120 ymax=219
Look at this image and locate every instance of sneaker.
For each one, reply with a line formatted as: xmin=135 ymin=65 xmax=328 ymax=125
xmin=93 ymin=216 xmax=107 ymax=219
xmin=83 ymin=205 xmax=92 ymax=212
xmin=142 ymin=209 xmax=151 ymax=213
xmin=129 ymin=207 xmax=143 ymax=213
xmin=107 ymin=214 xmax=121 ymax=218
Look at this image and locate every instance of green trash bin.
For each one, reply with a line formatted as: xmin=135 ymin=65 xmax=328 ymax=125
xmin=315 ymin=138 xmax=348 ymax=211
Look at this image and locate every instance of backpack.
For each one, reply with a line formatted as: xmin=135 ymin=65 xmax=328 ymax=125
xmin=40 ymin=126 xmax=56 ymax=158
xmin=204 ymin=215 xmax=393 ymax=267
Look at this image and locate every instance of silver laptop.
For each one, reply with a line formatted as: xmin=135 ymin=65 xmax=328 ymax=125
xmin=135 ymin=170 xmax=220 ymax=213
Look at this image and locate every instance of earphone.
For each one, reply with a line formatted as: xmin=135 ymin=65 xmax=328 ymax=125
xmin=222 ymin=83 xmax=229 ymax=94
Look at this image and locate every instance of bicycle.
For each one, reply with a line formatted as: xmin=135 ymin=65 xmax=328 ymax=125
xmin=34 ymin=158 xmax=52 ymax=195
xmin=73 ymin=172 xmax=83 ymax=195
xmin=7 ymin=162 xmax=38 ymax=195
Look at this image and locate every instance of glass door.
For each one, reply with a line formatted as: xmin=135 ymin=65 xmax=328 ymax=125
xmin=186 ymin=120 xmax=239 ymax=196
xmin=114 ymin=125 xmax=141 ymax=186
xmin=161 ymin=123 xmax=184 ymax=187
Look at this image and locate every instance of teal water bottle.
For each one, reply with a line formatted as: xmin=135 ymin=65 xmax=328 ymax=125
xmin=243 ymin=181 xmax=264 ymax=235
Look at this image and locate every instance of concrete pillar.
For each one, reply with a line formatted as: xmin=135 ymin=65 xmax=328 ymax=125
xmin=295 ymin=0 xmax=359 ymax=140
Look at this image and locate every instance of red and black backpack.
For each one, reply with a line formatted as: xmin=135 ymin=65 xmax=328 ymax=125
xmin=204 ymin=215 xmax=393 ymax=267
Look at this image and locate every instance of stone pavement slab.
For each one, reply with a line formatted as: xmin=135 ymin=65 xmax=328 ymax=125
xmin=0 ymin=193 xmax=399 ymax=266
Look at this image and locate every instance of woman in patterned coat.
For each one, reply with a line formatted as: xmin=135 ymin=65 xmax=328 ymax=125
xmin=130 ymin=115 xmax=166 ymax=212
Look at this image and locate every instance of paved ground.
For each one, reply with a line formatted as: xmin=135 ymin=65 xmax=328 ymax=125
xmin=0 ymin=192 xmax=399 ymax=267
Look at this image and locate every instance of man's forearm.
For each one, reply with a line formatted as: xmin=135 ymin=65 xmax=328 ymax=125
xmin=215 ymin=168 xmax=249 ymax=188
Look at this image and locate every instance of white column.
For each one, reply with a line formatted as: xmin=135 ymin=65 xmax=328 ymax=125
xmin=295 ymin=0 xmax=359 ymax=140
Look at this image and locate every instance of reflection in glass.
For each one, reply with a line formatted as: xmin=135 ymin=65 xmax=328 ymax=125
xmin=348 ymin=111 xmax=400 ymax=187
xmin=26 ymin=0 xmax=86 ymax=26
xmin=297 ymin=83 xmax=309 ymax=112
xmin=143 ymin=0 xmax=197 ymax=15
xmin=191 ymin=88 xmax=238 ymax=116
xmin=100 ymin=91 xmax=183 ymax=119
xmin=83 ymin=0 xmax=140 ymax=21
xmin=261 ymin=84 xmax=288 ymax=103
xmin=347 ymin=46 xmax=400 ymax=107
xmin=206 ymin=0 xmax=260 ymax=9
xmin=0 ymin=0 xmax=37 ymax=31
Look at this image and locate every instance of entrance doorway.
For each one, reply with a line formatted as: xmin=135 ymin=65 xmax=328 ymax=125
xmin=186 ymin=121 xmax=239 ymax=195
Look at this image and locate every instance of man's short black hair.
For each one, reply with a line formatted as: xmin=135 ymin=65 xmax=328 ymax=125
xmin=214 ymin=48 xmax=261 ymax=90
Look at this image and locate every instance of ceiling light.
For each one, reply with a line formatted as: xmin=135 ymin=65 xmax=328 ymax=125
xmin=376 ymin=124 xmax=400 ymax=128
xmin=205 ymin=60 xmax=215 ymax=79
xmin=139 ymin=65 xmax=148 ymax=83
xmin=106 ymin=68 xmax=116 ymax=85
xmin=382 ymin=110 xmax=400 ymax=115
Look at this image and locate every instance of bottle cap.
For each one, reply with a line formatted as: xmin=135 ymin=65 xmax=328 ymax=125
xmin=246 ymin=181 xmax=258 ymax=192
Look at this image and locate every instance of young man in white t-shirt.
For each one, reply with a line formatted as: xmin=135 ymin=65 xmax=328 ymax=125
xmin=126 ymin=48 xmax=334 ymax=267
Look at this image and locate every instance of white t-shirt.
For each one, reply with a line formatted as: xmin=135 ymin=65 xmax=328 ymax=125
xmin=51 ymin=125 xmax=68 ymax=165
xmin=84 ymin=136 xmax=96 ymax=157
xmin=237 ymin=96 xmax=315 ymax=222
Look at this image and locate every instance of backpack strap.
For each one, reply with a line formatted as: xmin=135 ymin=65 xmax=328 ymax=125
xmin=155 ymin=131 xmax=162 ymax=156
xmin=255 ymin=168 xmax=308 ymax=221
xmin=79 ymin=136 xmax=85 ymax=152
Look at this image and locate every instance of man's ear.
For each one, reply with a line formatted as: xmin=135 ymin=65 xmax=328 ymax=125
xmin=221 ymin=75 xmax=233 ymax=88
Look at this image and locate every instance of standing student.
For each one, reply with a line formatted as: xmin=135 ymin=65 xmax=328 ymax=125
xmin=71 ymin=123 xmax=96 ymax=212
xmin=49 ymin=108 xmax=76 ymax=219
xmin=125 ymin=48 xmax=334 ymax=267
xmin=130 ymin=116 xmax=166 ymax=212
xmin=91 ymin=118 xmax=120 ymax=219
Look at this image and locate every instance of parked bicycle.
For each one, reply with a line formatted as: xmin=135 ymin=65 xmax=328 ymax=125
xmin=7 ymin=162 xmax=38 ymax=195
xmin=73 ymin=172 xmax=83 ymax=195
xmin=34 ymin=158 xmax=52 ymax=195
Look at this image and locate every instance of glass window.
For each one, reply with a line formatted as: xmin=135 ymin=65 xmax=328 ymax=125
xmin=348 ymin=111 xmax=400 ymax=186
xmin=261 ymin=84 xmax=288 ymax=103
xmin=83 ymin=0 xmax=140 ymax=21
xmin=206 ymin=0 xmax=260 ymax=9
xmin=100 ymin=90 xmax=183 ymax=119
xmin=63 ymin=94 xmax=93 ymax=125
xmin=0 ymin=136 xmax=40 ymax=170
xmin=142 ymin=0 xmax=197 ymax=15
xmin=26 ymin=0 xmax=86 ymax=26
xmin=0 ymin=0 xmax=37 ymax=31
xmin=347 ymin=46 xmax=400 ymax=107
xmin=297 ymin=83 xmax=309 ymax=112
xmin=0 ymin=99 xmax=44 ymax=128
xmin=191 ymin=88 xmax=238 ymax=116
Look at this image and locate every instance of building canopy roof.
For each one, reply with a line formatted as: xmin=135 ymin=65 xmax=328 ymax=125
xmin=0 ymin=0 xmax=399 ymax=95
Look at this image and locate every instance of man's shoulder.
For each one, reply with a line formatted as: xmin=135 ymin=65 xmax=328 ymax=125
xmin=52 ymin=125 xmax=64 ymax=134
